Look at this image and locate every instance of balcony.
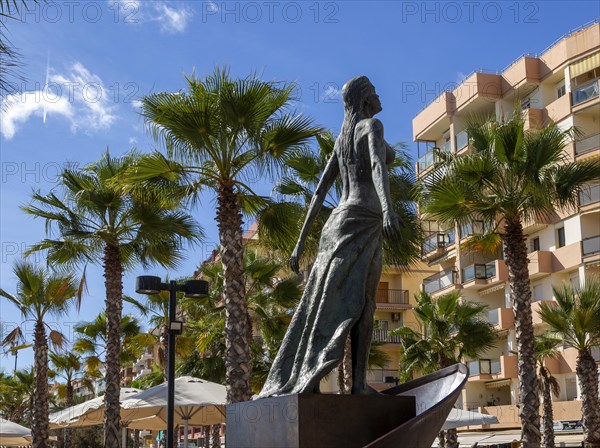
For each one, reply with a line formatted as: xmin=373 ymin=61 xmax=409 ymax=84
xmin=462 ymin=261 xmax=505 ymax=290
xmin=572 ymin=79 xmax=599 ymax=107
xmin=417 ymin=141 xmax=451 ymax=174
xmin=485 ymin=259 xmax=508 ymax=285
xmin=423 ymin=268 xmax=461 ymax=295
xmin=575 ymin=133 xmax=600 ymax=156
xmin=372 ymin=329 xmax=401 ymax=344
xmin=545 ymin=94 xmax=571 ymax=123
xmin=523 ymin=107 xmax=544 ymax=130
xmin=459 ymin=220 xmax=485 ymax=240
xmin=552 ymin=242 xmax=583 ymax=272
xmin=487 ymin=308 xmax=514 ymax=330
xmin=528 ymin=250 xmax=553 ymax=278
xmin=582 ymin=235 xmax=600 ymax=258
xmin=468 ymin=355 xmax=517 ymax=381
xmin=422 ymin=230 xmax=455 ymax=261
xmin=376 ymin=288 xmax=411 ymax=310
xmin=579 ymin=184 xmax=600 ymax=210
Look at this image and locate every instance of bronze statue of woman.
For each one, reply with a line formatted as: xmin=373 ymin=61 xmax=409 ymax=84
xmin=259 ymin=76 xmax=401 ymax=397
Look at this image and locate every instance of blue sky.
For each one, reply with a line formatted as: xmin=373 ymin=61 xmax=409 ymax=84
xmin=1 ymin=1 xmax=598 ymax=372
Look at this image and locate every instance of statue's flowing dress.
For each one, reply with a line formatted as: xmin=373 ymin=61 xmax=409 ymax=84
xmin=259 ymin=197 xmax=382 ymax=397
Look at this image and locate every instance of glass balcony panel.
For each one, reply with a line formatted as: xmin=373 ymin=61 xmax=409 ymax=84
xmin=475 ymin=264 xmax=487 ymax=279
xmin=491 ymin=359 xmax=501 ymax=374
xmin=575 ymin=133 xmax=600 ymax=155
xmin=468 ymin=360 xmax=480 ymax=375
xmin=486 ymin=262 xmax=497 ymax=278
xmin=487 ymin=309 xmax=499 ymax=325
xmin=480 ymin=360 xmax=491 ymax=375
xmin=582 ymin=235 xmax=600 ymax=256
xmin=579 ymin=184 xmax=600 ymax=206
xmin=455 ymin=130 xmax=469 ymax=151
xmin=572 ymin=80 xmax=599 ymax=105
xmin=462 ymin=265 xmax=475 ymax=282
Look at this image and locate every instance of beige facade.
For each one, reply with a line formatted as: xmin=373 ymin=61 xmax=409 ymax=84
xmin=412 ymin=20 xmax=600 ymax=427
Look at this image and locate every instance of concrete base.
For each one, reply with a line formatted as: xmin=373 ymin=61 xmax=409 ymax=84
xmin=226 ymin=393 xmax=416 ymax=448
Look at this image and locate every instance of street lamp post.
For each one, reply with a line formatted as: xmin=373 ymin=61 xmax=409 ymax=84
xmin=135 ymin=276 xmax=209 ymax=448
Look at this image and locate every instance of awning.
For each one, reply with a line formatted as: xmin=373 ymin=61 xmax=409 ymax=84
xmin=570 ymin=51 xmax=600 ymax=78
xmin=480 ymin=282 xmax=506 ymax=295
xmin=485 ymin=379 xmax=512 ymax=389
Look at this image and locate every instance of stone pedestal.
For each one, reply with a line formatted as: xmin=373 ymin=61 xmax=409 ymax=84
xmin=226 ymin=394 xmax=416 ymax=448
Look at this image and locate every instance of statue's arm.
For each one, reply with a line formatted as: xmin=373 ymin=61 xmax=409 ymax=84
xmin=290 ymin=153 xmax=339 ymax=273
xmin=367 ymin=120 xmax=401 ymax=239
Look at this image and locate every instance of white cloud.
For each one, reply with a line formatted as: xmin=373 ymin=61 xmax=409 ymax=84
xmin=156 ymin=3 xmax=192 ymax=34
xmin=1 ymin=62 xmax=116 ymax=140
xmin=131 ymin=99 xmax=144 ymax=109
xmin=128 ymin=137 xmax=138 ymax=145
xmin=109 ymin=1 xmax=192 ymax=34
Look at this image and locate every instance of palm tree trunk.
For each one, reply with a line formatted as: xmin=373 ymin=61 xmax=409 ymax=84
xmin=103 ymin=243 xmax=123 ymax=448
xmin=504 ymin=217 xmax=541 ymax=447
xmin=64 ymin=380 xmax=75 ymax=448
xmin=203 ymin=425 xmax=211 ymax=448
xmin=337 ymin=335 xmax=352 ymax=394
xmin=445 ymin=428 xmax=458 ymax=448
xmin=437 ymin=430 xmax=446 ymax=448
xmin=216 ymin=183 xmax=252 ymax=403
xmin=577 ymin=349 xmax=600 ymax=447
xmin=211 ymin=424 xmax=221 ymax=448
xmin=32 ymin=320 xmax=49 ymax=448
xmin=540 ymin=367 xmax=555 ymax=448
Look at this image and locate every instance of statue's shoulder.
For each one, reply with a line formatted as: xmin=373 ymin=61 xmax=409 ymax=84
xmin=357 ymin=118 xmax=384 ymax=135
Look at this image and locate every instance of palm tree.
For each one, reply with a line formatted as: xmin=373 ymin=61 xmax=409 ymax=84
xmin=538 ymin=278 xmax=600 ymax=447
xmin=125 ymin=287 xmax=197 ymax=375
xmin=185 ymin=249 xmax=303 ymax=393
xmin=49 ymin=351 xmax=88 ymax=448
xmin=535 ymin=335 xmax=561 ymax=448
xmin=0 ymin=368 xmax=35 ymax=424
xmin=420 ymin=114 xmax=600 ymax=445
xmin=73 ymin=313 xmax=150 ymax=378
xmin=22 ymin=151 xmax=202 ymax=447
xmin=0 ymin=261 xmax=81 ymax=448
xmin=392 ymin=290 xmax=497 ymax=448
xmin=128 ymin=67 xmax=321 ymax=402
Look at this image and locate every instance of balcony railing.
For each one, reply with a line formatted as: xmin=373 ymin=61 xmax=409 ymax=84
xmin=575 ymin=133 xmax=600 ymax=155
xmin=468 ymin=359 xmax=501 ymax=376
xmin=579 ymin=184 xmax=600 ymax=206
xmin=455 ymin=130 xmax=470 ymax=151
xmin=372 ymin=329 xmax=402 ymax=344
xmin=418 ymin=141 xmax=451 ymax=172
xmin=572 ymin=79 xmax=599 ymax=106
xmin=582 ymin=235 xmax=600 ymax=257
xmin=423 ymin=268 xmax=459 ymax=294
xmin=462 ymin=262 xmax=497 ymax=283
xmin=376 ymin=288 xmax=409 ymax=304
xmin=460 ymin=220 xmax=484 ymax=239
xmin=487 ymin=309 xmax=499 ymax=326
xmin=422 ymin=230 xmax=455 ymax=254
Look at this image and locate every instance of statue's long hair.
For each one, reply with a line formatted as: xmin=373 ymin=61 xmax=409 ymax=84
xmin=335 ymin=76 xmax=373 ymax=164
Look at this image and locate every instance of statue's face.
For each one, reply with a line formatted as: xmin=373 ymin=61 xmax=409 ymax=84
xmin=364 ymin=85 xmax=382 ymax=116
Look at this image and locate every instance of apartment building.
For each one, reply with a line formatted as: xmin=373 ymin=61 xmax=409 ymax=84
xmin=412 ymin=20 xmax=600 ymax=426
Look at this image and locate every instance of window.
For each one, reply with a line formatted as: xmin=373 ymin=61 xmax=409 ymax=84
xmin=555 ymin=80 xmax=566 ymax=98
xmin=557 ymin=227 xmax=566 ymax=248
xmin=532 ymin=237 xmax=540 ymax=252
xmin=533 ymin=284 xmax=544 ymax=302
